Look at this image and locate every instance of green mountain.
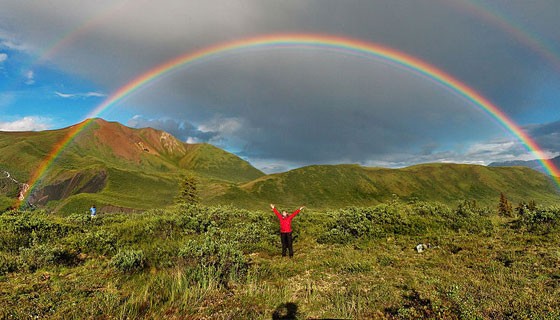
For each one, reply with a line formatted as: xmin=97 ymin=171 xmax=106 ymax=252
xmin=1 ymin=118 xmax=559 ymax=212
xmin=0 ymin=118 xmax=264 ymax=212
xmin=208 ymin=163 xmax=560 ymax=209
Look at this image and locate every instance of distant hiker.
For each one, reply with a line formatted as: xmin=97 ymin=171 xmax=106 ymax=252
xmin=270 ymin=204 xmax=304 ymax=258
xmin=90 ymin=205 xmax=96 ymax=218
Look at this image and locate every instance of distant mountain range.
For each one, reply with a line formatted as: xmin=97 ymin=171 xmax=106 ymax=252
xmin=489 ymin=156 xmax=560 ymax=175
xmin=1 ymin=118 xmax=559 ymax=212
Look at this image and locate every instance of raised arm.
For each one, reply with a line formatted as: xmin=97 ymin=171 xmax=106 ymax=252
xmin=290 ymin=206 xmax=305 ymax=217
xmin=270 ymin=204 xmax=282 ymax=219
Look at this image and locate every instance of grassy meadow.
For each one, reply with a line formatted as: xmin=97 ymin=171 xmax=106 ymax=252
xmin=1 ymin=198 xmax=559 ymax=319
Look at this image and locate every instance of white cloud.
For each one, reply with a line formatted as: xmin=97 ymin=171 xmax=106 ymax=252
xmin=127 ymin=114 xmax=217 ymax=143
xmin=1 ymin=40 xmax=25 ymax=51
xmin=0 ymin=116 xmax=52 ymax=131
xmin=0 ymin=53 xmax=7 ymax=63
xmin=198 ymin=117 xmax=242 ymax=135
xmin=198 ymin=117 xmax=245 ymax=147
xmin=248 ymin=158 xmax=298 ymax=174
xmin=54 ymin=91 xmax=106 ymax=99
xmin=0 ymin=31 xmax=32 ymax=52
xmin=24 ymin=70 xmax=34 ymax=85
xmin=186 ymin=137 xmax=201 ymax=144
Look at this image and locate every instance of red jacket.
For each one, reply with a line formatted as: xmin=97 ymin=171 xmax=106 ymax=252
xmin=273 ymin=207 xmax=301 ymax=233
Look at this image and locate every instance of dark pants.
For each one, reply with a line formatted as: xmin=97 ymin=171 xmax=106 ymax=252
xmin=280 ymin=232 xmax=293 ymax=257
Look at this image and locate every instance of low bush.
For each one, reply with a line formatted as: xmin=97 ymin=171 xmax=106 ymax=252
xmin=64 ymin=212 xmax=92 ymax=226
xmin=75 ymin=229 xmax=118 ymax=256
xmin=178 ymin=231 xmax=249 ymax=287
xmin=515 ymin=205 xmax=560 ymax=233
xmin=319 ymin=201 xmax=494 ymax=244
xmin=0 ymin=252 xmax=18 ymax=275
xmin=110 ymin=249 xmax=147 ymax=273
xmin=318 ymin=205 xmax=421 ymax=244
xmin=18 ymin=244 xmax=79 ymax=272
xmin=0 ymin=211 xmax=74 ymax=245
xmin=0 ymin=230 xmax=31 ymax=253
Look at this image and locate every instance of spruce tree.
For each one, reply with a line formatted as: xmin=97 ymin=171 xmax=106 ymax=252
xmin=498 ymin=192 xmax=513 ymax=217
xmin=177 ymin=174 xmax=199 ymax=204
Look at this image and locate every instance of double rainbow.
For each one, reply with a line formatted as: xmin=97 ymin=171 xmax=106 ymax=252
xmin=20 ymin=33 xmax=560 ymax=206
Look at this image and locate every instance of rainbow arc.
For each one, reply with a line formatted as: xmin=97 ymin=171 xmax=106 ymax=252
xmin=20 ymin=34 xmax=560 ymax=207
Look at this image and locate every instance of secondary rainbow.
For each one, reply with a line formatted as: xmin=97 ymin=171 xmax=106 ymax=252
xmin=20 ymin=33 xmax=560 ymax=206
xmin=456 ymin=1 xmax=560 ymax=71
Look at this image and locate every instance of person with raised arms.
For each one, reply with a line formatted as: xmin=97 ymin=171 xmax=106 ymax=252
xmin=270 ymin=203 xmax=305 ymax=258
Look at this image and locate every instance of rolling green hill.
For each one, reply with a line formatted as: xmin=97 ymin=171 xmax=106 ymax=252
xmin=1 ymin=118 xmax=559 ymax=213
xmin=208 ymin=163 xmax=560 ymax=209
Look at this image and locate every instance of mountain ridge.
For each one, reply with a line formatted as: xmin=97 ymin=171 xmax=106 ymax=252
xmin=489 ymin=155 xmax=560 ymax=175
xmin=1 ymin=118 xmax=559 ymax=212
xmin=208 ymin=162 xmax=560 ymax=209
xmin=0 ymin=118 xmax=264 ymax=211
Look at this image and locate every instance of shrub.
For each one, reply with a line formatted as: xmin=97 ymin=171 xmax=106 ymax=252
xmin=1 ymin=211 xmax=73 ymax=244
xmin=178 ymin=231 xmax=249 ymax=286
xmin=230 ymin=218 xmax=278 ymax=252
xmin=77 ymin=230 xmax=118 ymax=256
xmin=515 ymin=205 xmax=560 ymax=234
xmin=319 ymin=201 xmax=494 ymax=244
xmin=318 ymin=205 xmax=420 ymax=244
xmin=18 ymin=244 xmax=79 ymax=272
xmin=453 ymin=203 xmax=493 ymax=233
xmin=0 ymin=253 xmax=18 ymax=275
xmin=172 ymin=204 xmax=218 ymax=233
xmin=65 ymin=212 xmax=92 ymax=226
xmin=110 ymin=249 xmax=147 ymax=273
xmin=0 ymin=230 xmax=31 ymax=253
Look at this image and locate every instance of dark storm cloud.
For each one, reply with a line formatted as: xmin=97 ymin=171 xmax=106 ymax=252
xmin=123 ymin=49 xmax=500 ymax=164
xmin=1 ymin=0 xmax=558 ymax=169
xmin=526 ymin=121 xmax=560 ymax=152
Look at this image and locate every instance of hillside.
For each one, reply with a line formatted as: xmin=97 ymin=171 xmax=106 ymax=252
xmin=0 ymin=118 xmax=264 ymax=212
xmin=1 ymin=118 xmax=559 ymax=213
xmin=209 ymin=163 xmax=560 ymax=209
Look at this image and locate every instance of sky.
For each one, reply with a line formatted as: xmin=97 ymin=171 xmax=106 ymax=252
xmin=0 ymin=0 xmax=559 ymax=173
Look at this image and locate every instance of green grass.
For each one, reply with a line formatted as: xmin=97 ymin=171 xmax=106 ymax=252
xmin=1 ymin=201 xmax=559 ymax=319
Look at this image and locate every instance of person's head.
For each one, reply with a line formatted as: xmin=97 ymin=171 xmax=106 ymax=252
xmin=282 ymin=210 xmax=288 ymax=218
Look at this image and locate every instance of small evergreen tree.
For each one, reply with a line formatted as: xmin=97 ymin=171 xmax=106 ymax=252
xmin=516 ymin=201 xmax=526 ymax=217
xmin=498 ymin=192 xmax=513 ymax=217
xmin=528 ymin=199 xmax=537 ymax=211
xmin=176 ymin=174 xmax=199 ymax=204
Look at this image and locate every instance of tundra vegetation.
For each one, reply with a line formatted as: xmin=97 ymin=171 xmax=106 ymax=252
xmin=0 ymin=197 xmax=559 ymax=319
